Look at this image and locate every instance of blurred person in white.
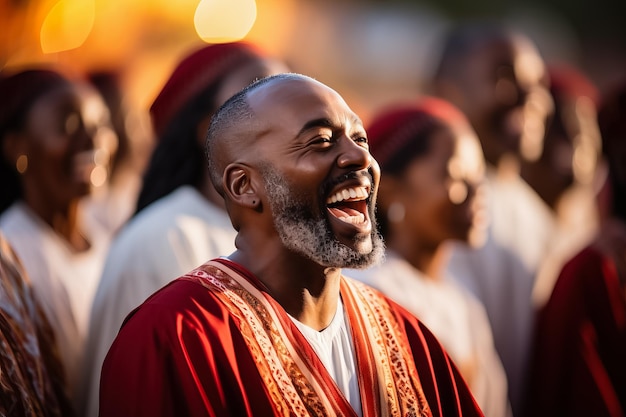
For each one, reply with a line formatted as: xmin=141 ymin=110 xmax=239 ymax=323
xmin=0 ymin=68 xmax=117 ymax=413
xmin=80 ymin=41 xmax=288 ymax=417
xmin=520 ymin=63 xmax=603 ymax=308
xmin=430 ymin=20 xmax=554 ymax=415
xmin=346 ymin=97 xmax=511 ymax=417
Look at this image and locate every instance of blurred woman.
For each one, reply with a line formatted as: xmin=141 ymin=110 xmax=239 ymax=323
xmin=0 ymin=68 xmax=117 ymax=412
xmin=347 ymin=97 xmax=511 ymax=417
xmin=81 ymin=41 xmax=288 ymax=417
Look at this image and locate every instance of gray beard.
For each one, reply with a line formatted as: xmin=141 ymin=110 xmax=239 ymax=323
xmin=262 ymin=165 xmax=384 ymax=269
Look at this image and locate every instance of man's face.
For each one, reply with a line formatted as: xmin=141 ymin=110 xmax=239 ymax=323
xmin=247 ymin=77 xmax=385 ymax=269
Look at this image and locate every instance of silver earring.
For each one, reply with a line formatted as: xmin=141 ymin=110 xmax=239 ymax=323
xmin=387 ymin=201 xmax=405 ymax=223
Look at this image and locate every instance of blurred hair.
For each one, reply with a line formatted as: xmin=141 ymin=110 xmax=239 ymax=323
xmin=134 ymin=81 xmax=221 ymax=215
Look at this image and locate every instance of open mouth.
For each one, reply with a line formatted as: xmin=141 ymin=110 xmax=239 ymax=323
xmin=326 ymin=185 xmax=370 ymax=225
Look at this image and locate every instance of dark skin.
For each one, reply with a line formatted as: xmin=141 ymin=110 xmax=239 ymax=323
xmin=216 ymin=76 xmax=378 ymax=330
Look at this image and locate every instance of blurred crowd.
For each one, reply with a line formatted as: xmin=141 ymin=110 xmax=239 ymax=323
xmin=1 ymin=15 xmax=625 ymax=417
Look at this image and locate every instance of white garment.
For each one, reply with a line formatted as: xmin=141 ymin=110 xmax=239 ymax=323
xmin=80 ymin=186 xmax=237 ymax=417
xmin=445 ymin=168 xmax=550 ymax=415
xmin=291 ymin=298 xmax=362 ymax=417
xmin=0 ymin=202 xmax=110 ymax=409
xmin=347 ymin=252 xmax=511 ymax=417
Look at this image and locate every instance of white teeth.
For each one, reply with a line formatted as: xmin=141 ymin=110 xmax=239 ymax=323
xmin=336 ymin=212 xmax=365 ymax=224
xmin=327 ymin=186 xmax=368 ymax=204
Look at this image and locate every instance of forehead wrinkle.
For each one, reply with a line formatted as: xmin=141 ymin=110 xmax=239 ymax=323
xmin=297 ymin=112 xmax=364 ymax=137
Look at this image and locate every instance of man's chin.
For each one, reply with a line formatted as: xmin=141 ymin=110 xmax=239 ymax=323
xmin=353 ymin=234 xmax=373 ymax=256
xmin=343 ymin=234 xmax=385 ymax=270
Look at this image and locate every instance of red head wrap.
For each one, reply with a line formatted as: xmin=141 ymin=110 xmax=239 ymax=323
xmin=367 ymin=96 xmax=469 ymax=172
xmin=149 ymin=41 xmax=267 ymax=137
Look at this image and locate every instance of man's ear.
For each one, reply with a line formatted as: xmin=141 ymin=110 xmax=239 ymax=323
xmin=223 ymin=163 xmax=261 ymax=210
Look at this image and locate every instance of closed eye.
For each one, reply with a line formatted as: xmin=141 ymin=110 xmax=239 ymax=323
xmin=313 ymin=136 xmax=332 ymax=145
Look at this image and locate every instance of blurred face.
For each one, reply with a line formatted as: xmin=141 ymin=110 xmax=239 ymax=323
xmin=19 ymin=83 xmax=116 ymax=207
xmin=247 ymin=77 xmax=384 ymax=269
xmin=458 ymin=35 xmax=552 ymax=165
xmin=396 ymin=125 xmax=486 ymax=248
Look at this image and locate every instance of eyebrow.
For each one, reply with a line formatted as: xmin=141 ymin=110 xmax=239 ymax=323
xmin=296 ymin=116 xmax=364 ymax=137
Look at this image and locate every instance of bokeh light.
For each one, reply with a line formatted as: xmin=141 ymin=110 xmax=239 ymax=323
xmin=194 ymin=0 xmax=257 ymax=42
xmin=40 ymin=0 xmax=95 ymax=53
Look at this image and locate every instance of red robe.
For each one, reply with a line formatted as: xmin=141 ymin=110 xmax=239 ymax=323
xmin=100 ymin=258 xmax=483 ymax=416
xmin=525 ymin=247 xmax=626 ymax=417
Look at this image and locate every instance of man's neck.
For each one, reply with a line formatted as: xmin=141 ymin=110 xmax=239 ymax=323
xmin=229 ymin=249 xmax=342 ymax=331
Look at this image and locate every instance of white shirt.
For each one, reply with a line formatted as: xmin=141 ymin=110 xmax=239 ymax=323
xmin=80 ymin=186 xmax=237 ymax=417
xmin=0 ymin=201 xmax=110 ymax=408
xmin=348 ymin=252 xmax=511 ymax=417
xmin=291 ymin=298 xmax=362 ymax=417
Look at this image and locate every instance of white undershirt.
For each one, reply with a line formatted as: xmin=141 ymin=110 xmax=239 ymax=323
xmin=290 ymin=299 xmax=362 ymax=417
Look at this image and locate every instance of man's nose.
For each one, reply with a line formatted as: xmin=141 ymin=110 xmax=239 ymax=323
xmin=336 ymin=136 xmax=371 ymax=170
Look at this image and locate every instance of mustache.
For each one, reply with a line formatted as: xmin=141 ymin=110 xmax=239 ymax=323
xmin=322 ymin=170 xmax=374 ymax=196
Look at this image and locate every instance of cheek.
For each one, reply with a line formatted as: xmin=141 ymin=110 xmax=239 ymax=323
xmin=27 ymin=118 xmax=72 ymax=155
xmin=27 ymin=132 xmax=71 ymax=172
xmin=405 ymin=183 xmax=453 ymax=236
xmin=285 ymin=161 xmax=327 ymax=195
